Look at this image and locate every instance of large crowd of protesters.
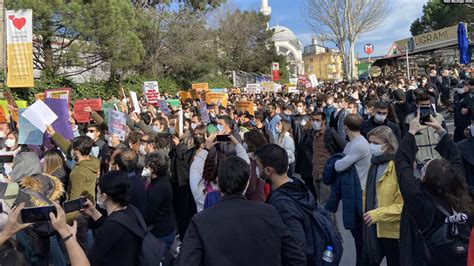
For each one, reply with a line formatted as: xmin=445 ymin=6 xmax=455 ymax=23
xmin=0 ymin=65 xmax=473 ymax=266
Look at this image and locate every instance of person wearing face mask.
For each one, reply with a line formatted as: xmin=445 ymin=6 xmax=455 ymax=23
xmin=110 ymin=149 xmax=146 ymax=215
xmin=86 ymin=124 xmax=109 ymax=175
xmin=361 ymin=101 xmax=401 ymax=142
xmin=80 ymin=171 xmax=143 ymax=265
xmin=362 ymin=126 xmax=403 ymax=266
xmin=457 ymin=116 xmax=474 ymax=199
xmin=242 ymin=130 xmax=268 ymax=202
xmin=4 ymin=130 xmax=20 ymax=154
xmin=292 ymin=100 xmax=309 ymax=149
xmin=396 ymin=114 xmax=473 ymax=266
xmin=264 ymin=102 xmax=282 ymax=144
xmin=143 ymin=152 xmax=176 ymax=248
xmin=0 ymin=122 xmax=10 ymax=150
xmin=323 ymin=96 xmax=336 ymax=126
xmin=453 ymin=81 xmax=472 ymax=142
xmin=177 ymin=155 xmax=306 ymax=266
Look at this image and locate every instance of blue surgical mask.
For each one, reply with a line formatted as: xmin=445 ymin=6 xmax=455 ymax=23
xmin=90 ymin=146 xmax=100 ymax=158
xmin=168 ymin=127 xmax=176 ymax=134
xmin=217 ymin=124 xmax=225 ymax=132
xmin=369 ymin=143 xmax=384 ymax=156
xmin=152 ymin=126 xmax=161 ymax=133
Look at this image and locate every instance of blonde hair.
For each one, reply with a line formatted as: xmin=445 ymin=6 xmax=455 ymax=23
xmin=368 ymin=126 xmax=398 ymax=155
xmin=278 ymin=120 xmax=292 ymax=139
xmin=43 ymin=151 xmax=64 ymax=175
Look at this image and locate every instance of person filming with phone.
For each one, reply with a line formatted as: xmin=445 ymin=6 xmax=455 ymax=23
xmin=403 ymin=92 xmax=447 ymax=176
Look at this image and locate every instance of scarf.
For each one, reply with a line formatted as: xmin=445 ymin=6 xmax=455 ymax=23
xmin=363 ymin=153 xmax=394 ymax=264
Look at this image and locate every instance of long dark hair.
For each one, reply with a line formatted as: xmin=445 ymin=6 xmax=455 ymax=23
xmin=424 ymin=158 xmax=474 ymax=215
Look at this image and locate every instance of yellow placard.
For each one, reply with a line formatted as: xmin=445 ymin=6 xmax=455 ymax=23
xmin=0 ymin=100 xmax=27 ymax=122
xmin=7 ymin=43 xmax=34 ymax=88
xmin=205 ymin=92 xmax=228 ymax=108
xmin=179 ymin=91 xmax=192 ymax=103
xmin=191 ymin=83 xmax=209 ymax=91
xmin=236 ymin=101 xmax=254 ymax=116
xmin=261 ymin=82 xmax=275 ymax=93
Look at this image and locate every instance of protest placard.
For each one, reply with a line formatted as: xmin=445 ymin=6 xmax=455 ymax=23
xmin=108 ymin=110 xmax=127 ymax=141
xmin=261 ymin=82 xmax=275 ymax=93
xmin=236 ymin=101 xmax=255 ymax=116
xmin=21 ymin=100 xmax=58 ymax=133
xmin=0 ymin=100 xmax=27 ymax=122
xmin=34 ymin=93 xmax=45 ymax=101
xmin=245 ymin=83 xmax=261 ymax=94
xmin=166 ymin=99 xmax=181 ymax=108
xmin=205 ymin=92 xmax=228 ymax=107
xmin=157 ymin=100 xmax=170 ymax=116
xmin=129 ymin=91 xmax=140 ymax=113
xmin=210 ymin=88 xmax=227 ymax=93
xmin=309 ymin=74 xmax=319 ymax=87
xmin=287 ymin=86 xmax=299 ymax=94
xmin=274 ymin=83 xmax=282 ymax=93
xmin=73 ymin=99 xmax=102 ymax=123
xmin=45 ymin=88 xmax=72 ymax=106
xmin=179 ymin=91 xmax=192 ymax=102
xmin=199 ymin=102 xmax=210 ymax=124
xmin=18 ymin=109 xmax=43 ymax=145
xmin=0 ymin=107 xmax=6 ymax=123
xmin=143 ymin=81 xmax=160 ymax=105
xmin=102 ymin=100 xmax=120 ymax=124
xmin=191 ymin=83 xmax=209 ymax=99
xmin=44 ymin=98 xmax=73 ymax=141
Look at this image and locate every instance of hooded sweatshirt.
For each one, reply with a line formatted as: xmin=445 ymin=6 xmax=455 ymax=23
xmin=267 ymin=178 xmax=318 ymax=264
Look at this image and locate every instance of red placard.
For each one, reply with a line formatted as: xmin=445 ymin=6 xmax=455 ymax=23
xmin=73 ymin=99 xmax=102 ymax=123
xmin=272 ymin=70 xmax=280 ymax=81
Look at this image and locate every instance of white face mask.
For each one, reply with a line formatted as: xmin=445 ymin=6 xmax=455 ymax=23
xmin=455 ymin=88 xmax=466 ymax=95
xmin=374 ymin=114 xmax=386 ymax=123
xmin=369 ymin=143 xmax=384 ymax=156
xmin=0 ymin=131 xmax=5 ymax=139
xmin=312 ymin=121 xmax=321 ymax=131
xmin=276 ymin=126 xmax=282 ymax=133
xmin=142 ymin=167 xmax=152 ymax=177
xmin=86 ymin=132 xmax=96 ymax=141
xmin=139 ymin=144 xmax=147 ymax=156
xmin=191 ymin=123 xmax=198 ymax=130
xmin=5 ymin=139 xmax=16 ymax=148
xmin=297 ymin=107 xmax=304 ymax=114
xmin=346 ymin=109 xmax=353 ymax=114
xmin=217 ymin=124 xmax=225 ymax=132
xmin=152 ymin=126 xmax=161 ymax=133
xmin=97 ymin=193 xmax=107 ymax=209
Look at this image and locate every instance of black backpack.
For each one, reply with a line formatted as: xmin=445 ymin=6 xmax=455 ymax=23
xmin=419 ymin=201 xmax=471 ymax=264
xmin=109 ymin=205 xmax=171 ymax=266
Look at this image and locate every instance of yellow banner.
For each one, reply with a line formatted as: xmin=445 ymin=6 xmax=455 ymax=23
xmin=7 ymin=43 xmax=34 ymax=88
xmin=205 ymin=92 xmax=228 ymax=108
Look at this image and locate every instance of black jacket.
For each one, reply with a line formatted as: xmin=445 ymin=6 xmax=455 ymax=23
xmin=267 ymin=178 xmax=319 ymax=265
xmin=145 ymin=175 xmax=176 ymax=238
xmin=176 ymin=195 xmax=306 ymax=266
xmin=457 ymin=137 xmax=474 ymax=198
xmin=127 ymin=171 xmax=146 ymax=215
xmin=361 ymin=116 xmax=401 ymax=142
xmin=89 ymin=207 xmax=142 ymax=266
xmin=395 ymin=133 xmax=467 ymax=266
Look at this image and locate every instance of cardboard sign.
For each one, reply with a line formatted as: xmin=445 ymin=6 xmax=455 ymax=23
xmin=179 ymin=91 xmax=192 ymax=102
xmin=73 ymin=99 xmax=102 ymax=123
xmin=199 ymin=102 xmax=210 ymax=124
xmin=44 ymin=98 xmax=73 ymax=141
xmin=236 ymin=101 xmax=255 ymax=116
xmin=274 ymin=83 xmax=282 ymax=93
xmin=205 ymin=92 xmax=228 ymax=107
xmin=18 ymin=109 xmax=43 ymax=145
xmin=35 ymin=93 xmax=45 ymax=101
xmin=0 ymin=100 xmax=27 ymax=123
xmin=158 ymin=100 xmax=170 ymax=116
xmin=45 ymin=88 xmax=72 ymax=106
xmin=309 ymin=74 xmax=319 ymax=87
xmin=287 ymin=86 xmax=299 ymax=94
xmin=191 ymin=83 xmax=209 ymax=91
xmin=108 ymin=110 xmax=127 ymax=141
xmin=0 ymin=107 xmax=7 ymax=123
xmin=261 ymin=82 xmax=275 ymax=93
xmin=143 ymin=81 xmax=160 ymax=105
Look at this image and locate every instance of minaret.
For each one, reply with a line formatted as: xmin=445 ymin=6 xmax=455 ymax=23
xmin=260 ymin=0 xmax=271 ymax=29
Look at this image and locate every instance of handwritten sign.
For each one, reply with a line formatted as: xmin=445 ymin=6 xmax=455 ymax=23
xmin=191 ymin=83 xmax=209 ymax=99
xmin=236 ymin=101 xmax=255 ymax=116
xmin=199 ymin=102 xmax=210 ymax=124
xmin=18 ymin=109 xmax=43 ymax=145
xmin=261 ymin=82 xmax=275 ymax=93
xmin=245 ymin=83 xmax=261 ymax=94
xmin=108 ymin=110 xmax=127 ymax=141
xmin=179 ymin=91 xmax=192 ymax=102
xmin=73 ymin=99 xmax=102 ymax=123
xmin=143 ymin=81 xmax=159 ymax=105
xmin=45 ymin=88 xmax=72 ymax=106
xmin=205 ymin=92 xmax=228 ymax=107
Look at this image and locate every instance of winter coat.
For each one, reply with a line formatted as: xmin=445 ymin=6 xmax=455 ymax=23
xmin=362 ymin=160 xmax=403 ymax=239
xmin=275 ymin=132 xmax=296 ymax=164
xmin=323 ymin=153 xmax=363 ymax=230
xmin=176 ymin=195 xmax=306 ymax=266
xmin=267 ymin=178 xmax=319 ymax=265
xmin=395 ymin=132 xmax=468 ymax=266
xmin=244 ymin=156 xmax=266 ymax=202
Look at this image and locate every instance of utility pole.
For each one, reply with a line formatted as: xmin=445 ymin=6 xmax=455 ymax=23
xmin=405 ymin=44 xmax=410 ymax=79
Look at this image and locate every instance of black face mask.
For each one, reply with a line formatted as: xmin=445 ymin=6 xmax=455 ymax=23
xmin=194 ymin=136 xmax=205 ymax=146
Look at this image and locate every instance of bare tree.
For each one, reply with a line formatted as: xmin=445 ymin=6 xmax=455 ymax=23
xmin=303 ymin=0 xmax=389 ymax=80
xmin=303 ymin=0 xmax=348 ymax=78
xmin=346 ymin=0 xmax=390 ymax=79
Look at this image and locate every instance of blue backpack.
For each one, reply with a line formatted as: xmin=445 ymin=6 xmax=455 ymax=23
xmin=203 ymin=181 xmax=221 ymax=209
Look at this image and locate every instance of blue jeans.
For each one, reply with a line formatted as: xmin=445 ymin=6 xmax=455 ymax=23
xmin=50 ymin=235 xmax=66 ymax=266
xmin=159 ymin=230 xmax=176 ymax=248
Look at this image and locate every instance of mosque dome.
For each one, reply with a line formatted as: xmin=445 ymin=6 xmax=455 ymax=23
xmin=271 ymin=26 xmax=298 ymax=42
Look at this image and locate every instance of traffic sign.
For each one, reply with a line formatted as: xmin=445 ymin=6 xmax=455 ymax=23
xmin=364 ymin=44 xmax=374 ymax=55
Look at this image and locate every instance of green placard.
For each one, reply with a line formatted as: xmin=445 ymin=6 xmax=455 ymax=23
xmin=166 ymin=99 xmax=181 ymax=107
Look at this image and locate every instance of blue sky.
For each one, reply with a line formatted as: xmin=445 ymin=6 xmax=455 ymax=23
xmin=233 ymin=0 xmax=428 ymax=57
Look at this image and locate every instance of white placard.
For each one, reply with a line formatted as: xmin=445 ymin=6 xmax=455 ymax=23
xmin=309 ymin=74 xmax=319 ymax=87
xmin=21 ymin=100 xmax=58 ymax=133
xmin=130 ymin=91 xmax=141 ymax=113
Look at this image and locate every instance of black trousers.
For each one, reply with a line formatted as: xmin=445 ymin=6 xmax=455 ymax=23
xmin=351 ymin=220 xmax=364 ymax=266
xmin=363 ymin=238 xmax=400 ymax=266
xmin=171 ymin=183 xmax=197 ymax=240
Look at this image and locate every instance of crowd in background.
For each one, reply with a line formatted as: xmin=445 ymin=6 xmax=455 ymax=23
xmin=0 ymin=65 xmax=473 ymax=266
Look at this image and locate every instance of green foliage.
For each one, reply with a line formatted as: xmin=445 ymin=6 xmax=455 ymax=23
xmin=410 ymin=0 xmax=473 ymax=35
xmin=150 ymin=0 xmax=225 ymax=10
